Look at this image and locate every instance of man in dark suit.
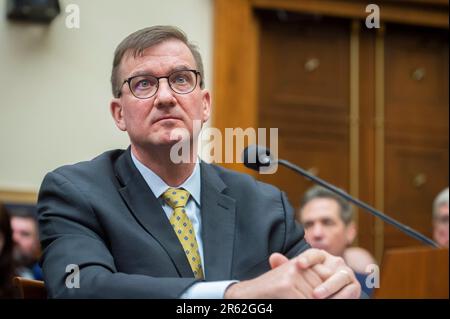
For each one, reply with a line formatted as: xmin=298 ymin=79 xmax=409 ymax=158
xmin=37 ymin=25 xmax=361 ymax=298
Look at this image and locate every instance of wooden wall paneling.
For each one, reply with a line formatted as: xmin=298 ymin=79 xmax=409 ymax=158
xmin=358 ymin=25 xmax=377 ymax=255
xmin=212 ymin=0 xmax=259 ymax=174
xmin=256 ymin=12 xmax=351 ymax=208
xmin=374 ymin=25 xmax=386 ymax=262
xmin=0 ymin=189 xmax=37 ymax=204
xmin=383 ymin=24 xmax=449 ymax=249
xmin=213 ymin=0 xmax=449 ymax=258
xmin=349 ymin=20 xmax=360 ymax=245
xmin=384 ymin=145 xmax=449 ymax=248
xmin=213 ymin=0 xmax=448 ymax=172
xmin=251 ymin=0 xmax=449 ymax=28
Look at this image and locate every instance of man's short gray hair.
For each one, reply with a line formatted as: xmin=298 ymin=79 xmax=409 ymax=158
xmin=433 ymin=187 xmax=449 ymax=220
xmin=111 ymin=25 xmax=205 ymax=98
xmin=299 ymin=185 xmax=353 ymax=225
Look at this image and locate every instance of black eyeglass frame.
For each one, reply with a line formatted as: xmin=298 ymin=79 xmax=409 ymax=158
xmin=117 ymin=69 xmax=201 ymax=99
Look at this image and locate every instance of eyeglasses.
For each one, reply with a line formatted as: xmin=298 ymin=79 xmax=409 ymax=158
xmin=434 ymin=215 xmax=449 ymax=225
xmin=119 ymin=69 xmax=201 ymax=99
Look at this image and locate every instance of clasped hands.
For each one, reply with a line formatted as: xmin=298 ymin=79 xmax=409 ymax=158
xmin=225 ymin=248 xmax=361 ymax=299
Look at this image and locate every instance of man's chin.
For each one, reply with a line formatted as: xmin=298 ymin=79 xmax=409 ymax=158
xmin=13 ymin=251 xmax=35 ymax=267
xmin=153 ymin=127 xmax=191 ymax=144
xmin=137 ymin=137 xmax=189 ymax=149
xmin=158 ymin=136 xmax=189 ymax=147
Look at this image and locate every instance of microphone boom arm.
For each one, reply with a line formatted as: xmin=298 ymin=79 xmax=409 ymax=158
xmin=277 ymin=159 xmax=439 ymax=248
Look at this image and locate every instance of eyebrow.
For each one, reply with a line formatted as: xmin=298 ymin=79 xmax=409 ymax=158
xmin=127 ymin=65 xmax=193 ymax=79
xmin=303 ymin=217 xmax=335 ymax=224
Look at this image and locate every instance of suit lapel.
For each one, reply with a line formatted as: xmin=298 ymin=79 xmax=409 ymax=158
xmin=200 ymin=163 xmax=236 ymax=280
xmin=114 ymin=149 xmax=194 ymax=278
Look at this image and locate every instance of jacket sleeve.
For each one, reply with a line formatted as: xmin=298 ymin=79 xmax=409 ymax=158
xmin=279 ymin=191 xmax=311 ymax=259
xmin=38 ymin=171 xmax=197 ymax=298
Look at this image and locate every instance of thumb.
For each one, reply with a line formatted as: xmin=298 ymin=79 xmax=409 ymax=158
xmin=269 ymin=252 xmax=289 ymax=269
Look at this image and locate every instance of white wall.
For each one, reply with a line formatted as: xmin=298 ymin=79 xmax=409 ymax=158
xmin=0 ymin=0 xmax=213 ymax=191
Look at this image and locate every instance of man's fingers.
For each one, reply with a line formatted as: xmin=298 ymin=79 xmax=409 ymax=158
xmin=313 ymin=269 xmax=354 ymax=299
xmin=328 ymin=282 xmax=361 ymax=299
xmin=296 ymin=248 xmax=327 ymax=269
xmin=269 ymin=253 xmax=289 ymax=269
xmin=311 ymin=264 xmax=334 ymax=281
xmin=295 ymin=267 xmax=323 ymax=297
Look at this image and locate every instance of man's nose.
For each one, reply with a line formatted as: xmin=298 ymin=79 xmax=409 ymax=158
xmin=311 ymin=224 xmax=324 ymax=239
xmin=154 ymin=79 xmax=176 ymax=107
xmin=12 ymin=232 xmax=20 ymax=244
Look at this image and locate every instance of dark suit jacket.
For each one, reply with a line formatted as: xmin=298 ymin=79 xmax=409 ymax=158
xmin=37 ymin=148 xmax=310 ymax=298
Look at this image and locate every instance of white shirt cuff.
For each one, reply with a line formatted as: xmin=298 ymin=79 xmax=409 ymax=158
xmin=180 ymin=280 xmax=239 ymax=299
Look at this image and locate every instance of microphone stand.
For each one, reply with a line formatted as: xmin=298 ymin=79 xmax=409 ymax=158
xmin=276 ymin=159 xmax=439 ymax=248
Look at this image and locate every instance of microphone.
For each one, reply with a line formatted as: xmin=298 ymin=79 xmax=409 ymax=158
xmin=243 ymin=145 xmax=439 ymax=248
xmin=242 ymin=144 xmax=272 ymax=171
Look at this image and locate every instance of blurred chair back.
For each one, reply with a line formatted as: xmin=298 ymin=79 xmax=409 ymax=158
xmin=13 ymin=277 xmax=47 ymax=299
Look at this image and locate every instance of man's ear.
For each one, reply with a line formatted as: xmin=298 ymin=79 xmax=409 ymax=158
xmin=345 ymin=221 xmax=357 ymax=245
xmin=201 ymin=90 xmax=211 ymax=124
xmin=110 ymin=98 xmax=126 ymax=131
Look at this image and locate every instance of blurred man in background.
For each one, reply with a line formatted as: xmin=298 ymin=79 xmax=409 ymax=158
xmin=297 ymin=185 xmax=376 ymax=297
xmin=9 ymin=208 xmax=42 ymax=280
xmin=432 ymin=187 xmax=449 ymax=248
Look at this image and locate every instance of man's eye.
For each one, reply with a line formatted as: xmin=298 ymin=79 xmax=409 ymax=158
xmin=132 ymin=77 xmax=156 ymax=91
xmin=174 ymin=76 xmax=188 ymax=84
xmin=303 ymin=222 xmax=313 ymax=229
xmin=137 ymin=80 xmax=151 ymax=88
xmin=323 ymin=219 xmax=335 ymax=226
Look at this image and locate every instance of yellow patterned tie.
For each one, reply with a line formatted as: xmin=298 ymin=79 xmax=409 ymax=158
xmin=162 ymin=188 xmax=204 ymax=279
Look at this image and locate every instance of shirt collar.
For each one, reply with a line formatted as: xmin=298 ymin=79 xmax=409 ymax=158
xmin=130 ymin=151 xmax=201 ymax=206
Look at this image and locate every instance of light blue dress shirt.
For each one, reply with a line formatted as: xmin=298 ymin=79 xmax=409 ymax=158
xmin=131 ymin=152 xmax=237 ymax=298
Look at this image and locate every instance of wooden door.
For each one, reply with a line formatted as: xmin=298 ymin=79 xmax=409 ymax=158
xmin=382 ymin=24 xmax=449 ymax=249
xmin=254 ymin=10 xmax=449 ymax=257
xmin=257 ymin=11 xmax=351 ymax=210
